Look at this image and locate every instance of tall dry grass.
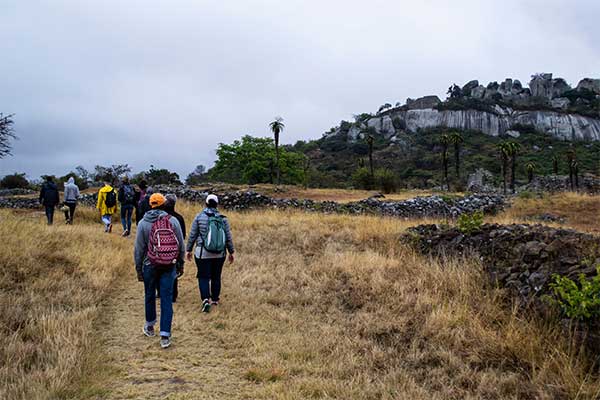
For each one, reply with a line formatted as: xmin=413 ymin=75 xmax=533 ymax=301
xmin=2 ymin=195 xmax=600 ymax=399
xmin=172 ymin=204 xmax=600 ymax=399
xmin=0 ymin=208 xmax=130 ymax=399
xmin=492 ymin=192 xmax=600 ymax=233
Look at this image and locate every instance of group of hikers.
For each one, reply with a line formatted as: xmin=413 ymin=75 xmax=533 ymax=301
xmin=39 ymin=175 xmax=236 ymax=349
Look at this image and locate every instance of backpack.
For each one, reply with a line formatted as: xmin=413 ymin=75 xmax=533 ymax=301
xmin=147 ymin=215 xmax=180 ymax=267
xmin=202 ymin=211 xmax=226 ymax=253
xmin=105 ymin=189 xmax=117 ymax=208
xmin=123 ymin=185 xmax=135 ymax=204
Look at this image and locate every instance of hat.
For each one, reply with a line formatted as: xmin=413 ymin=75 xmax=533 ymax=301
xmin=149 ymin=193 xmax=166 ymax=208
xmin=206 ymin=194 xmax=219 ymax=205
xmin=165 ymin=193 xmax=177 ymax=205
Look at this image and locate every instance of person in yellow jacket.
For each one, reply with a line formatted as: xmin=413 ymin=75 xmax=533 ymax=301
xmin=96 ymin=181 xmax=118 ymax=233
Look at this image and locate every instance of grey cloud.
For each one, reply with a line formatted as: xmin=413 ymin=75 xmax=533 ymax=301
xmin=1 ymin=0 xmax=599 ymax=179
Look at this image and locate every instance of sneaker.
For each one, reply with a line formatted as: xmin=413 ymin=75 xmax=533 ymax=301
xmin=108 ymin=223 xmax=113 ymax=233
xmin=143 ymin=325 xmax=155 ymax=337
xmin=202 ymin=299 xmax=211 ymax=313
xmin=160 ymin=336 xmax=171 ymax=349
xmin=210 ymin=300 xmax=219 ymax=306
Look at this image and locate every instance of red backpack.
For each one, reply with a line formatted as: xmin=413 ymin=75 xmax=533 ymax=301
xmin=147 ymin=215 xmax=179 ymax=267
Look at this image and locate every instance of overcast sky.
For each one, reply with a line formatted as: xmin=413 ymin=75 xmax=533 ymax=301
xmin=1 ymin=0 xmax=599 ymax=180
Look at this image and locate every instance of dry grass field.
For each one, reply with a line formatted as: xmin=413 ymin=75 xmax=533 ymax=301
xmin=1 ymin=192 xmax=599 ymax=399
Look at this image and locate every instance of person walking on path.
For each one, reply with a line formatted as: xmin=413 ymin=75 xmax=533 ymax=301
xmin=96 ymin=181 xmax=118 ymax=233
xmin=134 ymin=193 xmax=185 ymax=349
xmin=118 ymin=176 xmax=136 ymax=236
xmin=135 ymin=180 xmax=148 ymax=225
xmin=62 ymin=177 xmax=80 ymax=224
xmin=137 ymin=186 xmax=154 ymax=224
xmin=162 ymin=194 xmax=186 ymax=303
xmin=39 ymin=176 xmax=60 ymax=225
xmin=186 ymin=194 xmax=235 ymax=313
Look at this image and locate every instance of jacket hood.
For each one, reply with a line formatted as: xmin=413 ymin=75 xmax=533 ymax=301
xmin=100 ymin=185 xmax=113 ymax=193
xmin=65 ymin=177 xmax=75 ymax=187
xmin=142 ymin=209 xmax=168 ymax=223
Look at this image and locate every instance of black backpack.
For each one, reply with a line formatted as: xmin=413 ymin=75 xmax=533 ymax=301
xmin=105 ymin=189 xmax=117 ymax=208
xmin=123 ymin=185 xmax=135 ymax=204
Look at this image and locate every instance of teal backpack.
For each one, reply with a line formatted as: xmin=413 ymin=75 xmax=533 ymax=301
xmin=202 ymin=211 xmax=226 ymax=253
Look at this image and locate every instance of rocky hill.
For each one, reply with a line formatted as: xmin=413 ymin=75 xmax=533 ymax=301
xmin=327 ymin=73 xmax=600 ymax=142
xmin=291 ymin=73 xmax=600 ymax=188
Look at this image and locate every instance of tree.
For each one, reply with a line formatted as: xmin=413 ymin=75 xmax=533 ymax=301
xmin=440 ymin=134 xmax=451 ymax=191
xmin=186 ymin=164 xmax=207 ymax=186
xmin=366 ymin=135 xmax=375 ymax=177
xmin=375 ymin=169 xmax=397 ymax=193
xmin=449 ymin=132 xmax=464 ymax=179
xmin=498 ymin=142 xmax=511 ymax=195
xmin=447 ymin=84 xmax=462 ymax=99
xmin=352 ymin=167 xmax=373 ymax=190
xmin=551 ymin=155 xmax=559 ymax=174
xmin=93 ymin=164 xmax=131 ymax=183
xmin=0 ymin=113 xmax=16 ymax=158
xmin=505 ymin=141 xmax=521 ymax=193
xmin=269 ymin=117 xmax=285 ymax=185
xmin=377 ymin=103 xmax=392 ymax=114
xmin=141 ymin=165 xmax=182 ymax=186
xmin=209 ymin=135 xmax=304 ymax=185
xmin=525 ymin=161 xmax=536 ymax=183
xmin=566 ymin=149 xmax=578 ymax=190
xmin=302 ymin=156 xmax=311 ymax=189
xmin=0 ymin=172 xmax=29 ymax=189
xmin=75 ymin=165 xmax=91 ymax=186
xmin=58 ymin=172 xmax=89 ymax=190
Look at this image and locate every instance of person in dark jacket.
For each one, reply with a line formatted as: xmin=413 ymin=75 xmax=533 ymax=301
xmin=135 ymin=180 xmax=148 ymax=225
xmin=39 ymin=176 xmax=60 ymax=225
xmin=118 ymin=176 xmax=136 ymax=236
xmin=137 ymin=186 xmax=154 ymax=224
xmin=162 ymin=193 xmax=185 ymax=303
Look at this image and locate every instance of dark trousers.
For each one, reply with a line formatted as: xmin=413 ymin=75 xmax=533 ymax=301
xmin=121 ymin=204 xmax=134 ymax=232
xmin=195 ymin=257 xmax=225 ymax=301
xmin=44 ymin=205 xmax=55 ymax=224
xmin=63 ymin=201 xmax=76 ymax=223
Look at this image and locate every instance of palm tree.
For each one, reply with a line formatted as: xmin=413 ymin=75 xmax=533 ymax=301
xmin=566 ymin=148 xmax=577 ymax=190
xmin=440 ymin=134 xmax=451 ymax=191
xmin=498 ymin=142 xmax=510 ymax=195
xmin=269 ymin=117 xmax=285 ymax=185
xmin=525 ymin=161 xmax=536 ymax=183
xmin=366 ymin=134 xmax=375 ymax=177
xmin=449 ymin=132 xmax=464 ymax=179
xmin=551 ymin=154 xmax=559 ymax=175
xmin=505 ymin=141 xmax=521 ymax=193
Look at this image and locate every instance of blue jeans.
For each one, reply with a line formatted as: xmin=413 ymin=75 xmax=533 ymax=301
xmin=121 ymin=204 xmax=134 ymax=232
xmin=143 ymin=264 xmax=176 ymax=337
xmin=44 ymin=205 xmax=55 ymax=224
xmin=195 ymin=257 xmax=225 ymax=302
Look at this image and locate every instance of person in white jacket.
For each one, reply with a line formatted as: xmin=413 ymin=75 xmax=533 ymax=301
xmin=63 ymin=177 xmax=80 ymax=224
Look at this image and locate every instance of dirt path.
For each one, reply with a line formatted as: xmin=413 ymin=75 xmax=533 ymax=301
xmin=98 ymin=269 xmax=255 ymax=399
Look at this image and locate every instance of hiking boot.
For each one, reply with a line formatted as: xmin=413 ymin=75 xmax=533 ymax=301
xmin=143 ymin=325 xmax=155 ymax=337
xmin=202 ymin=299 xmax=211 ymax=313
xmin=160 ymin=336 xmax=171 ymax=349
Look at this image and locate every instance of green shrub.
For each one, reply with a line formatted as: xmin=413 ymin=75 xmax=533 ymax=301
xmin=374 ymin=169 xmax=397 ymax=193
xmin=352 ymin=167 xmax=373 ymax=190
xmin=549 ymin=267 xmax=600 ymax=320
xmin=456 ymin=211 xmax=484 ymax=234
xmin=0 ymin=173 xmax=29 ymax=189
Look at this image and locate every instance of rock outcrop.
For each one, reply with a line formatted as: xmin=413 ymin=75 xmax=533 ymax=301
xmin=406 ymin=223 xmax=600 ymax=299
xmin=332 ymin=73 xmax=600 ymax=142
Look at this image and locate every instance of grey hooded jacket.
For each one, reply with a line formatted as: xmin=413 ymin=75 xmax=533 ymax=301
xmin=63 ymin=177 xmax=80 ymax=202
xmin=134 ymin=209 xmax=185 ymax=273
xmin=186 ymin=208 xmax=234 ymax=259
